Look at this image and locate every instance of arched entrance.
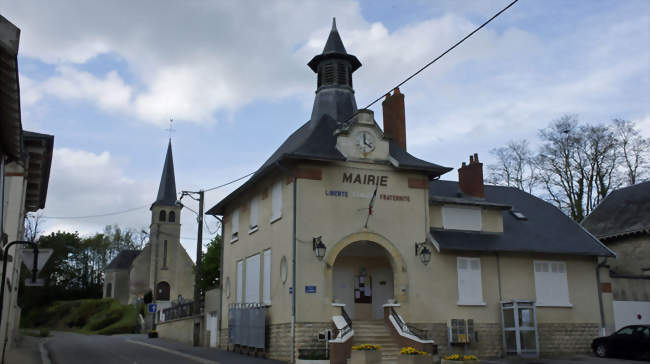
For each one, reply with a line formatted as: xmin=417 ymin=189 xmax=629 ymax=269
xmin=156 ymin=281 xmax=170 ymax=301
xmin=332 ymin=241 xmax=393 ymax=320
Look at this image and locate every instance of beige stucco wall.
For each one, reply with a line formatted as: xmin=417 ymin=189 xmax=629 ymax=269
xmin=606 ymin=235 xmax=650 ymax=275
xmin=205 ymin=288 xmax=220 ymax=313
xmin=104 ymin=269 xmax=130 ymax=304
xmin=157 ymin=316 xmax=197 ymax=346
xmin=129 ymin=245 xmax=151 ymax=303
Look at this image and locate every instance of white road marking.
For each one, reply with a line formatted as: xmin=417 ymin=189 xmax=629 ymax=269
xmin=125 ymin=339 xmax=222 ymax=364
xmin=39 ymin=337 xmax=52 ymax=364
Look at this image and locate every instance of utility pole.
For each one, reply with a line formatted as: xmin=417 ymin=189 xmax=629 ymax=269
xmin=193 ymin=190 xmax=204 ymax=346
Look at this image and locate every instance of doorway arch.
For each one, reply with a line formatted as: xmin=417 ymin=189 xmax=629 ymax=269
xmin=325 ymin=231 xmax=408 ymax=318
xmin=156 ymin=281 xmax=170 ymax=301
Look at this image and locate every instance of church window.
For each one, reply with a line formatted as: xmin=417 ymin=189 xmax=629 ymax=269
xmin=249 ymin=196 xmax=259 ymax=232
xmin=271 ymin=181 xmax=282 ymax=222
xmin=336 ymin=62 xmax=347 ymax=85
xmin=159 ymin=210 xmax=166 ymax=222
xmin=323 ymin=63 xmax=335 ymax=84
xmin=163 ymin=240 xmax=168 ymax=268
xmin=231 ymin=208 xmax=239 ymax=242
xmin=168 ymin=211 xmax=176 ymax=222
xmin=157 ymin=281 xmax=170 ymax=301
xmin=106 ymin=283 xmax=112 ymax=298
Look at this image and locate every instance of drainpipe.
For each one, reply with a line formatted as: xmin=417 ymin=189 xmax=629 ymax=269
xmin=496 ymin=252 xmax=503 ymax=301
xmin=596 ymin=257 xmax=608 ymax=336
xmin=215 ymin=215 xmax=224 ymax=347
xmin=277 ymin=162 xmax=297 ymax=364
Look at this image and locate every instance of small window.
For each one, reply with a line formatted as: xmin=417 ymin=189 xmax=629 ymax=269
xmin=156 ymin=281 xmax=170 ymax=301
xmin=271 ymin=181 xmax=282 ymax=222
xmin=511 ymin=211 xmax=527 ymax=220
xmin=231 ymin=208 xmax=239 ymax=241
xmin=534 ymin=260 xmax=571 ymax=306
xmin=457 ymin=257 xmax=484 ymax=305
xmin=162 ymin=240 xmax=168 ymax=268
xmin=168 ymin=211 xmax=176 ymax=222
xmin=336 ymin=62 xmax=347 ymax=85
xmin=106 ymin=283 xmax=112 ymax=298
xmin=159 ymin=210 xmax=166 ymax=222
xmin=249 ymin=196 xmax=259 ymax=232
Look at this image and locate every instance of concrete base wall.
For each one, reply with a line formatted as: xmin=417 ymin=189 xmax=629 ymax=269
xmin=537 ymin=323 xmax=599 ymax=356
xmin=157 ymin=316 xmax=197 ymax=346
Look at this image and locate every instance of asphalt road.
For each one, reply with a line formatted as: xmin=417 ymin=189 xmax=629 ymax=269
xmin=44 ymin=331 xmax=284 ymax=364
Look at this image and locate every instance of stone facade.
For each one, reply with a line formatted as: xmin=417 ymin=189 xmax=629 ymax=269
xmin=157 ymin=316 xmax=198 ymax=346
xmin=537 ymin=323 xmax=599 ymax=356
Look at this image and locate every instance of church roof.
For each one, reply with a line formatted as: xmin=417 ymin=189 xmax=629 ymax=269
xmin=105 ymin=250 xmax=141 ymax=270
xmin=308 ymin=18 xmax=361 ymax=72
xmin=429 ymin=180 xmax=614 ymax=257
xmin=152 ymin=140 xmax=177 ymax=208
xmin=582 ymin=181 xmax=650 ymax=240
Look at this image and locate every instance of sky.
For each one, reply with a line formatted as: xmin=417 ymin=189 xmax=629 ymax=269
xmin=2 ymin=0 xmax=649 ymax=260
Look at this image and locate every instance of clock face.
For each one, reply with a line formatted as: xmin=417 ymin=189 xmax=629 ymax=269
xmin=355 ymin=131 xmax=376 ymax=153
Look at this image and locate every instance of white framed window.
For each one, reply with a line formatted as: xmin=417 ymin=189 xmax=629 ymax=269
xmin=231 ymin=208 xmax=239 ymax=242
xmin=443 ymin=205 xmax=482 ymax=231
xmin=236 ymin=260 xmax=243 ymax=303
xmin=245 ymin=254 xmax=261 ymax=304
xmin=263 ymin=249 xmax=271 ymax=305
xmin=534 ymin=260 xmax=571 ymax=306
xmin=249 ymin=196 xmax=259 ymax=233
xmin=457 ymin=257 xmax=485 ymax=305
xmin=271 ymin=181 xmax=282 ymax=222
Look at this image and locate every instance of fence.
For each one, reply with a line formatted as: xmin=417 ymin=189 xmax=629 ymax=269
xmin=228 ymin=303 xmax=267 ymax=349
xmin=162 ymin=301 xmax=195 ymax=321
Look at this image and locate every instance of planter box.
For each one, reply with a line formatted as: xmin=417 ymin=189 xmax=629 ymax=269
xmin=296 ymin=360 xmax=329 ymax=364
xmin=441 ymin=360 xmax=480 ymax=364
xmin=351 ymin=350 xmax=381 ymax=364
xmin=399 ymin=355 xmax=431 ymax=364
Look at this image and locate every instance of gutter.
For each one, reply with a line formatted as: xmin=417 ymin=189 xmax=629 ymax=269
xmin=595 ymin=258 xmax=608 ymax=336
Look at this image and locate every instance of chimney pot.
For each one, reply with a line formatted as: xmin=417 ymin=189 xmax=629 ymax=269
xmin=458 ymin=154 xmax=484 ymax=198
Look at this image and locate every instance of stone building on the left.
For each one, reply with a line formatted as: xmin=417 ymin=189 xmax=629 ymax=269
xmin=1 ymin=14 xmax=54 ymax=360
xmin=103 ymin=141 xmax=195 ymax=311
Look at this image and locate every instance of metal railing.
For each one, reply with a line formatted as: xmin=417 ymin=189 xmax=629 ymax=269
xmin=338 ymin=306 xmax=353 ymax=339
xmin=162 ymin=301 xmax=195 ymax=321
xmin=390 ymin=307 xmax=428 ymax=339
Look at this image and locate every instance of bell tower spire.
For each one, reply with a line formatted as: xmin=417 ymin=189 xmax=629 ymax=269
xmin=152 ymin=140 xmax=177 ymax=208
xmin=308 ymin=18 xmax=362 ymax=123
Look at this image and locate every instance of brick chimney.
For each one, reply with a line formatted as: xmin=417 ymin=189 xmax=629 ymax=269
xmin=382 ymin=87 xmax=407 ymax=151
xmin=458 ymin=153 xmax=484 ymax=198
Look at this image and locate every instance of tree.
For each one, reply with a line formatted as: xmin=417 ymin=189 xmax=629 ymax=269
xmin=200 ymin=235 xmax=222 ymax=293
xmin=24 ymin=212 xmax=44 ymax=242
xmin=488 ymin=140 xmax=538 ymax=193
xmin=614 ymin=118 xmax=650 ymax=185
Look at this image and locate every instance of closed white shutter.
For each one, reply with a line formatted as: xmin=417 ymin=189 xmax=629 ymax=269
xmin=443 ymin=206 xmax=482 ymax=231
xmin=534 ymin=260 xmax=570 ymax=306
xmin=231 ymin=208 xmax=239 ymax=240
xmin=457 ymin=257 xmax=484 ymax=305
xmin=250 ymin=196 xmax=259 ymax=230
xmin=271 ymin=182 xmax=282 ymax=221
xmin=236 ymin=260 xmax=244 ymax=303
xmin=245 ymin=254 xmax=261 ymax=303
xmin=263 ymin=250 xmax=271 ymax=305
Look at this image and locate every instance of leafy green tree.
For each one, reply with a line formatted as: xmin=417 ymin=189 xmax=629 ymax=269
xmin=200 ymin=235 xmax=222 ymax=292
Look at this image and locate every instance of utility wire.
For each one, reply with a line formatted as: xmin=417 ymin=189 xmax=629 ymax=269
xmin=204 ymin=172 xmax=254 ymax=192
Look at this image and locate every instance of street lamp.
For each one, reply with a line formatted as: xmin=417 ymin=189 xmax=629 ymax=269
xmin=414 ymin=241 xmax=432 ymax=265
xmin=312 ymin=236 xmax=326 ymax=260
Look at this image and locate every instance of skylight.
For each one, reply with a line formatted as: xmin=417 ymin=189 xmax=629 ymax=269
xmin=511 ymin=211 xmax=527 ymax=220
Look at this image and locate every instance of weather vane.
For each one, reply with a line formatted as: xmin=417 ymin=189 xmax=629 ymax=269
xmin=166 ymin=118 xmax=176 ymax=139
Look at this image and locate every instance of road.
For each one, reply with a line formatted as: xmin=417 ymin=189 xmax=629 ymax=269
xmin=44 ymin=331 xmax=284 ymax=364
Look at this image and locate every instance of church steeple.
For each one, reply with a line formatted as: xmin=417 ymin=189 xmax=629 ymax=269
xmin=308 ymin=18 xmax=361 ymax=123
xmin=152 ymin=140 xmax=177 ymax=207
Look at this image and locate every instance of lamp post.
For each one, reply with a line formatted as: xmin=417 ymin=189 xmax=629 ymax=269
xmin=414 ymin=241 xmax=432 ymax=265
xmin=0 ymin=241 xmax=40 ymax=317
xmin=178 ymin=189 xmax=204 ymax=346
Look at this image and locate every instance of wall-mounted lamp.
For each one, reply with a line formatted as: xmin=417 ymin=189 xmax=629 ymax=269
xmin=415 ymin=241 xmax=432 ymax=265
xmin=313 ymin=236 xmax=326 ymax=260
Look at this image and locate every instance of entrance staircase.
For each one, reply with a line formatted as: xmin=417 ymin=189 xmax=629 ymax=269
xmin=351 ymin=320 xmax=400 ymax=363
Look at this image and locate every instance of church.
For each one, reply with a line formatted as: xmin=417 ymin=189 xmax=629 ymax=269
xmin=207 ymin=20 xmax=613 ymax=363
xmin=104 ymin=141 xmax=194 ymax=313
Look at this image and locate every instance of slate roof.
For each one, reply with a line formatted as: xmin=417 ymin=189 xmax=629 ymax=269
xmin=582 ymin=181 xmax=650 ymax=240
xmin=152 ymin=140 xmax=177 ymax=208
xmin=105 ymin=250 xmax=141 ymax=270
xmin=429 ymin=180 xmax=614 ymax=257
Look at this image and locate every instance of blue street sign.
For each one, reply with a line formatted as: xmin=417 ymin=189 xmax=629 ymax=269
xmin=148 ymin=303 xmax=158 ymax=313
xmin=305 ymin=285 xmax=317 ymax=294
xmin=289 ymin=287 xmax=293 ymax=294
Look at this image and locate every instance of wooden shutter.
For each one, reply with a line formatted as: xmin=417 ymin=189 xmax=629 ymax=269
xmin=236 ymin=260 xmax=243 ymax=303
xmin=263 ymin=250 xmax=271 ymax=305
xmin=245 ymin=254 xmax=261 ymax=304
xmin=534 ymin=260 xmax=570 ymax=306
xmin=271 ymin=182 xmax=282 ymax=221
xmin=457 ymin=257 xmax=483 ymax=304
xmin=250 ymin=196 xmax=259 ymax=229
xmin=232 ymin=208 xmax=239 ymax=239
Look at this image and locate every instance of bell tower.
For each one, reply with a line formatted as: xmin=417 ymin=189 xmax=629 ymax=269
xmin=149 ymin=140 xmax=182 ymax=302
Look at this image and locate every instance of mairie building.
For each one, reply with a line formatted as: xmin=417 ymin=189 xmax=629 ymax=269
xmin=207 ymin=20 xmax=614 ymax=363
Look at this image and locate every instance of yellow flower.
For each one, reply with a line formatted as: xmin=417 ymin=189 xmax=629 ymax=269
xmin=352 ymin=344 xmax=381 ymax=351
xmin=400 ymin=346 xmax=427 ymax=356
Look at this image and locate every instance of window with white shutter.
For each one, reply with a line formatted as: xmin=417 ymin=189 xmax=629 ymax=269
xmin=443 ymin=206 xmax=482 ymax=231
xmin=263 ymin=250 xmax=271 ymax=305
xmin=457 ymin=257 xmax=485 ymax=305
xmin=271 ymin=181 xmax=282 ymax=222
xmin=533 ymin=260 xmax=571 ymax=306
xmin=236 ymin=260 xmax=244 ymax=303
xmin=249 ymin=196 xmax=259 ymax=232
xmin=245 ymin=254 xmax=261 ymax=303
xmin=231 ymin=208 xmax=239 ymax=242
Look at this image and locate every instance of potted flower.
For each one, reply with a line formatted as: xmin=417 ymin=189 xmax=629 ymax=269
xmin=441 ymin=353 xmax=480 ymax=364
xmin=399 ymin=347 xmax=429 ymax=364
xmin=351 ymin=344 xmax=381 ymax=364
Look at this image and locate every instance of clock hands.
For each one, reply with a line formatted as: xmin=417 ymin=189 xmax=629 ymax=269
xmin=364 ymin=185 xmax=378 ymax=228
